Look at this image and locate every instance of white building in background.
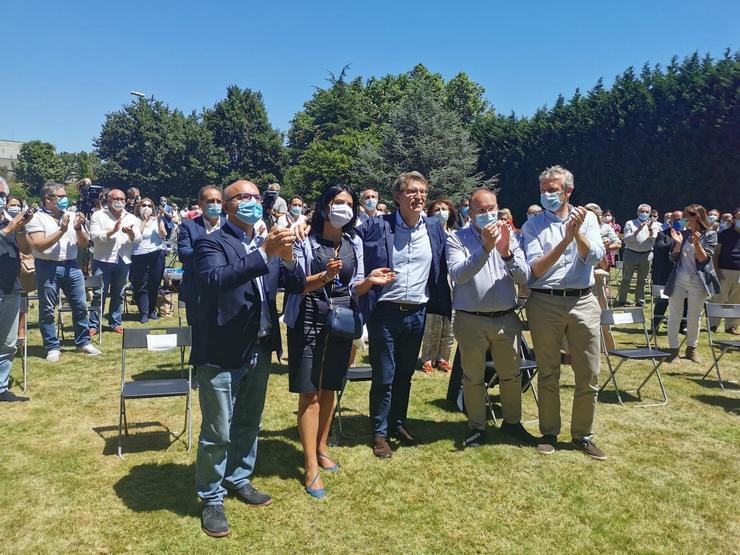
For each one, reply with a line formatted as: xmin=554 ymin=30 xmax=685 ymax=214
xmin=0 ymin=140 xmax=24 ymax=176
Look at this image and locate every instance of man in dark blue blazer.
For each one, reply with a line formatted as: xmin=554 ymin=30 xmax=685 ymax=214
xmin=357 ymin=171 xmax=452 ymax=459
xmin=191 ymin=179 xmax=305 ymax=538
xmin=177 ymin=185 xmax=225 ymax=325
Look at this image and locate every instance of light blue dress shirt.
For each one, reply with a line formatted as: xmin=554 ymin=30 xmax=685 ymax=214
xmin=378 ymin=212 xmax=432 ymax=304
xmin=521 ymin=207 xmax=605 ymax=289
xmin=224 ymin=221 xmax=272 ymax=337
xmin=446 ymin=225 xmax=530 ymax=312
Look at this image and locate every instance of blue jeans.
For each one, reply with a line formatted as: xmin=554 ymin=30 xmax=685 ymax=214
xmin=195 ymin=341 xmax=272 ymax=505
xmin=35 ymin=259 xmax=91 ymax=351
xmin=368 ymin=302 xmax=427 ymax=437
xmin=0 ymin=292 xmax=20 ymax=394
xmin=90 ymin=258 xmax=130 ymax=329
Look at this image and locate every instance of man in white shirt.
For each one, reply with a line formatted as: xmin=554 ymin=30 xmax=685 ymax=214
xmin=617 ymin=203 xmax=660 ymax=307
xmin=88 ymin=189 xmax=141 ymax=333
xmin=25 ymin=182 xmax=102 ymax=362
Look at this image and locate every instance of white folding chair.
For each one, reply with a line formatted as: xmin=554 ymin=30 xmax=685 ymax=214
xmin=600 ymin=307 xmax=671 ymax=407
xmin=703 ymin=303 xmax=740 ymax=390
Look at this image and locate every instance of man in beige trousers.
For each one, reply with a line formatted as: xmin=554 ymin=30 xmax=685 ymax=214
xmin=520 ymin=166 xmax=608 ymax=460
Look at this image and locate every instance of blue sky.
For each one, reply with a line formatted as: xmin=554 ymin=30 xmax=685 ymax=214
xmin=2 ymin=0 xmax=737 ymax=153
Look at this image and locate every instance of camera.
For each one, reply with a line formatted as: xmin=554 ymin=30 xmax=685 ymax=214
xmin=77 ymin=182 xmax=104 ymax=217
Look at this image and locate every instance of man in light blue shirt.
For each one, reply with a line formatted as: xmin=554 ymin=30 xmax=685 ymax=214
xmin=521 ymin=165 xmax=607 ymax=461
xmin=447 ymin=188 xmax=534 ymax=448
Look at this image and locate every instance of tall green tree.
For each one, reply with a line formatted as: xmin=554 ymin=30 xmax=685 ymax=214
xmin=204 ymin=85 xmax=286 ymax=185
xmin=351 ymin=82 xmax=481 ymax=201
xmin=14 ymin=140 xmax=63 ymax=193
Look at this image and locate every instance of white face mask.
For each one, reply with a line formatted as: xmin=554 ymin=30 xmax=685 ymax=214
xmin=140 ymin=207 xmax=153 ymax=219
xmin=111 ymin=200 xmax=125 ymax=211
xmin=327 ymin=204 xmax=353 ymax=229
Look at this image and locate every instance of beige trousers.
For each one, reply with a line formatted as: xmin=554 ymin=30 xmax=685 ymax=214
xmin=526 ymin=291 xmax=601 ymax=439
xmin=708 ymin=269 xmax=740 ymax=330
xmin=454 ymin=311 xmax=522 ymax=430
xmin=420 ymin=312 xmax=454 ymax=363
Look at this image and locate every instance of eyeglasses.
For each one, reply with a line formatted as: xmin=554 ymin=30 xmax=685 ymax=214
xmin=404 ymin=188 xmax=427 ymax=198
xmin=47 ymin=193 xmax=68 ymax=199
xmin=225 ymin=193 xmax=262 ymax=203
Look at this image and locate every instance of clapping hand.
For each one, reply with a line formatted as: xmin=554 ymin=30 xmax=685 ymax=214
xmin=293 ymin=222 xmax=311 ymax=241
xmin=264 ymin=227 xmax=295 ymax=260
xmin=690 ymin=231 xmax=701 ymax=245
xmin=494 ymin=221 xmax=511 ymax=257
xmin=367 ymin=267 xmax=396 ymax=286
xmin=324 ymin=258 xmax=342 ymax=281
xmin=480 ymin=221 xmax=499 ymax=252
xmin=59 ymin=213 xmax=71 ymax=233
xmin=669 ymin=228 xmax=683 ymax=243
xmin=122 ymin=224 xmax=135 ymax=239
xmin=74 ymin=212 xmax=86 ymax=231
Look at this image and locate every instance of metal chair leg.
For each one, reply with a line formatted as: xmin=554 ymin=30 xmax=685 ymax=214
xmin=599 ymin=357 xmax=625 ymax=406
xmin=634 ymin=359 xmax=668 ymax=407
xmin=117 ymin=396 xmax=126 ymax=459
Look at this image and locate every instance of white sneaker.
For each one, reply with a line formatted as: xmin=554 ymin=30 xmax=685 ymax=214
xmin=46 ymin=349 xmax=61 ymax=363
xmin=77 ymin=343 xmax=102 ymax=356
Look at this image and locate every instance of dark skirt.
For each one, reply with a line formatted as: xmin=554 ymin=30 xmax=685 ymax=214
xmin=287 ymin=294 xmax=353 ymax=393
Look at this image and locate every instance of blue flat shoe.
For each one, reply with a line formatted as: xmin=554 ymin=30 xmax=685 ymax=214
xmin=305 ymin=472 xmax=325 ymax=500
xmin=318 ymin=453 xmax=341 ymax=473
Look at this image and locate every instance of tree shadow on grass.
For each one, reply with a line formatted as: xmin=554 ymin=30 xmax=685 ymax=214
xmin=692 ymin=394 xmax=740 ymax=415
xmin=113 ymin=462 xmax=199 ymax=516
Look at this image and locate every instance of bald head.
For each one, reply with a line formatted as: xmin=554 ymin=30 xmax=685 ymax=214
xmin=108 ymin=189 xmax=126 ymax=214
xmin=671 ymin=210 xmax=682 ymax=221
xmin=469 ymin=188 xmax=498 ymax=212
xmin=224 ymin=179 xmax=259 ymax=201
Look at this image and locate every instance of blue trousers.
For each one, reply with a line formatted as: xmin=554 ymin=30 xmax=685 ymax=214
xmin=195 ymin=341 xmax=272 ymax=505
xmin=368 ymin=303 xmax=426 ymax=438
xmin=0 ymin=292 xmax=20 ymax=393
xmin=90 ymin=257 xmax=130 ymax=329
xmin=35 ymin=259 xmax=91 ymax=351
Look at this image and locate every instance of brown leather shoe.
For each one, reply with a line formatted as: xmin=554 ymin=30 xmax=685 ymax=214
xmin=664 ymin=348 xmax=680 ymax=363
xmin=392 ymin=425 xmax=418 ymax=446
xmin=684 ymin=346 xmax=703 ymax=364
xmin=372 ymin=435 xmax=392 ymax=458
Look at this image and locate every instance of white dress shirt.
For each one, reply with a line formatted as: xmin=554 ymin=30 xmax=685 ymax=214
xmin=89 ymin=208 xmax=141 ymax=263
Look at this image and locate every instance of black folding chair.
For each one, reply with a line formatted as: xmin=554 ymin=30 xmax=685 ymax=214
xmin=481 ymin=335 xmax=538 ymax=427
xmin=330 ymin=366 xmax=373 ymax=446
xmin=58 ymin=274 xmax=103 ymax=344
xmin=703 ymin=303 xmax=740 ymax=390
xmin=118 ymin=326 xmax=192 ymax=459
xmin=600 ymin=307 xmax=670 ymax=407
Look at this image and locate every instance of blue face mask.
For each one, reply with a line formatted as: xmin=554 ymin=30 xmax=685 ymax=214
xmin=461 ymin=206 xmax=469 ymax=217
xmin=638 ymin=212 xmax=649 ymax=222
xmin=235 ymin=199 xmax=263 ymax=225
xmin=707 ymin=215 xmax=717 ymax=224
xmin=540 ymin=192 xmax=562 ymax=213
xmin=364 ymin=198 xmax=378 ymax=212
xmin=6 ymin=205 xmax=21 ymax=218
xmin=475 ymin=210 xmax=498 ymax=229
xmin=290 ymin=206 xmax=303 ymax=217
xmin=56 ymin=197 xmax=70 ymax=211
xmin=205 ymin=203 xmax=222 ymax=219
xmin=679 ymin=218 xmax=688 ymax=229
xmin=0 ymin=197 xmax=5 ymax=210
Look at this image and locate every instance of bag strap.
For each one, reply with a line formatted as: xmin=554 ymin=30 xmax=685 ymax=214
xmin=320 ymin=241 xmax=343 ymax=309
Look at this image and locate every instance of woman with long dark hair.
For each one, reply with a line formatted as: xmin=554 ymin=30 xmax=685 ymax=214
xmin=665 ymin=204 xmax=720 ymax=362
xmin=283 ymin=185 xmax=394 ymax=499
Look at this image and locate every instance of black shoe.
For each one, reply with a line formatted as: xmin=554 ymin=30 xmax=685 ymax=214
xmin=201 ymin=504 xmax=229 ymax=538
xmin=500 ymin=422 xmax=537 ymax=445
xmin=391 ymin=425 xmax=418 ymax=446
xmin=536 ymin=434 xmax=557 ymax=455
xmin=636 ymin=299 xmax=646 ymax=307
xmin=228 ymin=483 xmax=273 ymax=506
xmin=463 ymin=429 xmax=487 ymax=448
xmin=149 ymin=311 xmax=160 ymax=320
xmin=0 ymin=390 xmax=29 ymax=403
xmin=139 ymin=314 xmax=149 ymax=324
xmin=571 ymin=437 xmax=608 ymax=461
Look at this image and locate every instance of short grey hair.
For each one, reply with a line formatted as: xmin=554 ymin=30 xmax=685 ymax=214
xmin=268 ymin=183 xmax=281 ymax=192
xmin=392 ymin=171 xmax=428 ymax=198
xmin=585 ymin=202 xmax=603 ymax=219
xmin=539 ymin=165 xmax=574 ymax=190
xmin=637 ymin=203 xmax=651 ymax=213
xmin=40 ymin=181 xmax=64 ymax=200
xmin=527 ymin=204 xmax=543 ymax=215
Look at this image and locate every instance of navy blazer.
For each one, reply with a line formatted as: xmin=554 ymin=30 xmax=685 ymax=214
xmin=189 ymin=223 xmax=305 ymax=369
xmin=356 ymin=213 xmax=451 ymax=321
xmin=177 ymin=215 xmax=225 ymax=306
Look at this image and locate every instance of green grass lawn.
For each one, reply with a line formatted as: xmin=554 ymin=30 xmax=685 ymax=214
xmin=0 ymin=293 xmax=738 ymax=554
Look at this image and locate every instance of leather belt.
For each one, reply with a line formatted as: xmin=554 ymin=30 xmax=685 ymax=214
xmin=625 ymin=249 xmax=651 ymax=255
xmin=459 ymin=307 xmax=516 ymax=319
xmin=532 ymin=287 xmax=592 ymax=297
xmin=376 ymin=301 xmax=425 ymax=312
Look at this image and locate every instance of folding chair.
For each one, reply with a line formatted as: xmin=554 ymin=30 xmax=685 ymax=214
xmin=177 ymin=299 xmax=187 ymax=326
xmin=648 ymin=284 xmax=687 ymax=350
xmin=57 ymin=275 xmax=103 ymax=344
xmin=123 ymin=284 xmax=134 ymax=315
xmin=600 ymin=307 xmax=670 ymax=407
xmin=118 ymin=326 xmax=193 ymax=458
xmin=330 ymin=366 xmax=373 ymax=446
xmin=17 ymin=294 xmax=30 ymax=392
xmin=702 ymin=303 xmax=740 ymax=390
xmin=482 ymin=334 xmax=538 ymax=427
